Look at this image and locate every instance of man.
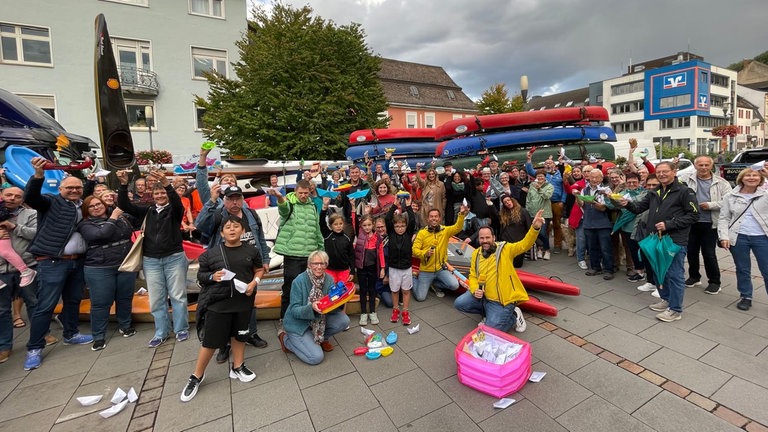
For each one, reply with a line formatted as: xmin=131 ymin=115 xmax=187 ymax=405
xmin=267 ymin=175 xmax=285 ymax=207
xmin=678 ymin=156 xmax=732 ymax=294
xmin=412 ymin=204 xmax=468 ymax=301
xmin=453 ymin=211 xmax=544 ymax=332
xmin=340 ymin=165 xmax=369 ymax=234
xmin=267 ymin=180 xmax=323 ymax=319
xmin=0 ymin=187 xmax=42 ymax=364
xmin=526 ymin=152 xmax=565 ymax=253
xmin=580 ymin=169 xmax=615 ymax=280
xmin=620 ymin=162 xmax=698 ymax=322
xmin=23 ymin=160 xmax=93 ymax=370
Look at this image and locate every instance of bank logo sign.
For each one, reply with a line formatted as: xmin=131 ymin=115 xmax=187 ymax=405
xmin=663 ymin=72 xmax=687 ymax=89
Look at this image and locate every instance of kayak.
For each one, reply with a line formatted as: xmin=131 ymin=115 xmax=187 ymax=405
xmin=345 ymin=141 xmax=440 ymax=161
xmin=2 ymin=145 xmax=64 ymax=194
xmin=349 ymin=128 xmax=438 ymax=144
xmin=517 ymin=271 xmax=580 ymax=296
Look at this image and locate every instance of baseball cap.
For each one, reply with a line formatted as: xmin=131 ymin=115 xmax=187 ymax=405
xmin=223 ymin=185 xmax=243 ymax=197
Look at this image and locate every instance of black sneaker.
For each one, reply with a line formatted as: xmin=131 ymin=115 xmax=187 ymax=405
xmin=91 ymin=340 xmax=106 ymax=351
xmin=628 ymin=273 xmax=646 ymax=282
xmin=704 ymin=284 xmax=721 ymax=295
xmin=246 ymin=333 xmax=268 ymax=348
xmin=216 ymin=345 xmax=231 ymax=364
xmin=119 ymin=327 xmax=137 ymax=338
xmin=180 ymin=374 xmax=204 ymax=402
xmin=603 ymin=273 xmax=614 ymax=280
xmin=229 ymin=363 xmax=256 ymax=382
xmin=684 ymin=278 xmax=701 ymax=288
xmin=737 ymin=298 xmax=752 ymax=311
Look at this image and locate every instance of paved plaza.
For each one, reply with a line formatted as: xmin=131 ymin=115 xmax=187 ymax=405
xmin=1 ymin=248 xmax=767 ymax=432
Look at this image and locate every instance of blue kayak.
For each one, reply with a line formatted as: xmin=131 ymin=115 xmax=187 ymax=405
xmin=3 ymin=145 xmax=64 ymax=194
xmin=346 ymin=140 xmax=440 ymax=162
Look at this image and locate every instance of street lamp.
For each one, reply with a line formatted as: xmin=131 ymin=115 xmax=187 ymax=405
xmin=520 ymin=75 xmax=529 ymax=111
xmin=144 ymin=105 xmax=154 ymax=152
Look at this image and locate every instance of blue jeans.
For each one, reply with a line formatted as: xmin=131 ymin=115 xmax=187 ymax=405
xmin=729 ymin=234 xmax=768 ymax=299
xmin=585 ymin=228 xmax=614 ymax=272
xmin=84 ymin=266 xmax=137 ymax=341
xmin=413 ymin=268 xmax=459 ymax=302
xmin=0 ymin=272 xmax=37 ymax=352
xmin=284 ymin=312 xmax=350 ymax=365
xmin=143 ymin=252 xmax=188 ymax=339
xmin=281 ymin=256 xmax=307 ymax=319
xmin=575 ymin=222 xmax=586 ymax=262
xmin=537 ymin=219 xmax=551 ymax=250
xmin=657 ymin=247 xmax=687 ymax=312
xmin=454 ymin=291 xmax=519 ymax=332
xmin=27 ymin=258 xmax=86 ymax=350
xmin=375 ymin=278 xmax=393 ymax=308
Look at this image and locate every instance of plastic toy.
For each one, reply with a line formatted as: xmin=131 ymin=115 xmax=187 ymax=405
xmin=316 ymin=281 xmax=355 ymax=314
xmin=386 ymin=331 xmax=398 ymax=345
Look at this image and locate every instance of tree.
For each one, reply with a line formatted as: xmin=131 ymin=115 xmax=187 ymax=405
xmin=476 ymin=83 xmax=525 ymax=114
xmin=727 ymin=50 xmax=768 ymax=71
xmin=195 ymin=3 xmax=389 ymax=159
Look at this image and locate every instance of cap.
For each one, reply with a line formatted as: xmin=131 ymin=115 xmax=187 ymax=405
xmin=443 ymin=161 xmax=453 ymax=167
xmin=223 ymin=185 xmax=244 ymax=197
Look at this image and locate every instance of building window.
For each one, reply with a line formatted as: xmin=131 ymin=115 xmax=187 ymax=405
xmin=189 ymin=0 xmax=224 ymax=18
xmin=699 ymin=70 xmax=708 ymax=83
xmin=659 ymin=117 xmax=691 ymax=129
xmin=446 ymin=90 xmax=456 ymax=100
xmin=406 ymin=111 xmax=417 ymax=128
xmin=195 ymin=105 xmax=206 ymax=131
xmin=18 ymin=94 xmax=56 ymax=119
xmin=126 ymin=101 xmax=156 ymax=130
xmin=425 ymin=112 xmax=435 ymax=128
xmin=101 ymin=0 xmax=149 ymax=5
xmin=191 ymin=47 xmax=227 ymax=79
xmin=452 ymin=114 xmax=463 ymax=120
xmin=710 ymin=73 xmax=729 ymax=87
xmin=710 ymin=95 xmax=727 ymax=107
xmin=659 ymin=94 xmax=691 ymax=109
xmin=409 ymin=86 xmax=420 ymax=97
xmin=697 ymin=116 xmax=728 ymax=128
xmin=0 ymin=23 xmax=52 ymax=65
xmin=612 ymin=121 xmax=644 ymax=133
xmin=611 ymin=100 xmax=644 ymax=115
xmin=610 ymin=81 xmax=644 ymax=96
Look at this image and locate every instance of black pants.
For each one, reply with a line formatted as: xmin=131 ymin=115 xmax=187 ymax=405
xmin=281 ymin=256 xmax=309 ymax=319
xmin=687 ymin=222 xmax=720 ymax=285
xmin=357 ymin=265 xmax=378 ymax=314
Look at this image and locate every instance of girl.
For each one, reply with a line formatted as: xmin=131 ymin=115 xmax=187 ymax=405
xmin=0 ymin=197 xmax=36 ymax=289
xmin=353 ymin=213 xmax=384 ymax=325
xmin=498 ymin=194 xmax=533 ymax=268
xmin=320 ymin=199 xmax=354 ymax=284
xmin=369 ymin=180 xmax=396 ymax=218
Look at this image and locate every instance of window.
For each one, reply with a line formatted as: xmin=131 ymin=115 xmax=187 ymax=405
xmin=112 ymin=37 xmax=152 ymax=87
xmin=406 ymin=112 xmax=417 ymax=128
xmin=189 ymin=0 xmax=224 ymax=18
xmin=0 ymin=23 xmax=52 ymax=65
xmin=710 ymin=95 xmax=727 ymax=107
xmin=195 ymin=105 xmax=206 ymax=131
xmin=659 ymin=94 xmax=691 ymax=109
xmin=565 ymin=101 xmax=573 ymax=107
xmin=699 ymin=70 xmax=708 ymax=83
xmin=425 ymin=112 xmax=435 ymax=129
xmin=452 ymin=114 xmax=463 ymax=120
xmin=101 ymin=0 xmax=148 ymax=5
xmin=610 ymin=81 xmax=644 ymax=96
xmin=126 ymin=101 xmax=156 ymax=130
xmin=409 ymin=86 xmax=420 ymax=97
xmin=446 ymin=90 xmax=456 ymax=100
xmin=697 ymin=116 xmax=728 ymax=128
xmin=18 ymin=94 xmax=56 ymax=119
xmin=191 ymin=47 xmax=227 ymax=79
xmin=612 ymin=121 xmax=644 ymax=133
xmin=611 ymin=100 xmax=644 ymax=115
xmin=659 ymin=117 xmax=690 ymax=129
xmin=710 ymin=73 xmax=729 ymax=87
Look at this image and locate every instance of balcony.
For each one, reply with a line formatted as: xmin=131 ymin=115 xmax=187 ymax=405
xmin=118 ymin=66 xmax=159 ymax=96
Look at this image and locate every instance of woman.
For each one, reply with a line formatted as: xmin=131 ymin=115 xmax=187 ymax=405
xmin=95 ymin=189 xmax=118 ymax=215
xmin=416 ymin=167 xmax=446 ymax=223
xmin=175 ymin=183 xmax=196 ymax=240
xmin=278 ymin=250 xmax=351 ymax=365
xmin=718 ymin=168 xmax=768 ymax=311
xmin=77 ymin=195 xmax=138 ymax=351
xmin=525 ymin=170 xmax=554 ymax=260
xmin=563 ymin=166 xmax=585 ymax=258
xmin=498 ymin=194 xmax=532 ymax=268
xmin=369 ymin=179 xmax=396 ymax=218
xmin=444 ymin=171 xmax=466 ymax=225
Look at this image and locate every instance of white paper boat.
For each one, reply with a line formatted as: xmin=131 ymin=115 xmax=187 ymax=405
xmin=76 ymin=395 xmax=103 ymax=406
xmin=407 ymin=324 xmax=420 ymax=335
xmin=127 ymin=387 xmax=138 ymax=403
xmin=99 ymin=400 xmax=128 ymax=419
xmin=110 ymin=387 xmax=126 ymax=404
xmin=360 ymin=327 xmax=375 ymax=336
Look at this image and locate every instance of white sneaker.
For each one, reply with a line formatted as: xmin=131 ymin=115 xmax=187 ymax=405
xmin=578 ymin=260 xmax=588 ymax=270
xmin=359 ymin=314 xmax=368 ymax=326
xmin=431 ymin=285 xmax=445 ymax=298
xmin=513 ymin=307 xmax=526 ymax=332
xmin=369 ymin=312 xmax=380 ymax=325
xmin=651 ymin=289 xmax=660 ymax=298
xmin=229 ymin=363 xmax=256 ymax=382
xmin=542 ymin=251 xmax=551 ymax=260
xmin=637 ymin=282 xmax=656 ymax=292
xmin=536 ymin=249 xmax=543 ymax=259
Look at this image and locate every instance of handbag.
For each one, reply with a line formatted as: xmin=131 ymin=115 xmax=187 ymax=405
xmin=119 ymin=214 xmax=147 ymax=272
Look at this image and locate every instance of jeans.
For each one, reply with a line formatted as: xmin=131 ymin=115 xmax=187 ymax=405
xmin=284 ymin=311 xmax=350 ymax=365
xmin=575 ymin=222 xmax=586 ymax=261
xmin=375 ymin=278 xmax=393 ymax=308
xmin=585 ymin=228 xmax=614 ymax=272
xmin=0 ymin=272 xmax=37 ymax=351
xmin=281 ymin=256 xmax=307 ymax=319
xmin=626 ymin=235 xmax=644 ymax=271
xmin=27 ymin=258 xmax=86 ymax=350
xmin=537 ymin=219 xmax=551 ymax=251
xmin=657 ymin=247 xmax=687 ymax=313
xmin=729 ymin=234 xmax=768 ymax=299
xmin=454 ymin=291 xmax=519 ymax=332
xmin=413 ymin=269 xmax=459 ymax=301
xmin=143 ymin=252 xmax=189 ymax=339
xmin=687 ymin=222 xmax=720 ymax=285
xmin=84 ymin=266 xmax=137 ymax=341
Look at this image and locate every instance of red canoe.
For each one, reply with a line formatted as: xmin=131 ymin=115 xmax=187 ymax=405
xmin=519 ymin=296 xmax=558 ymax=316
xmin=517 ymin=270 xmax=581 ymax=296
xmin=434 ymin=106 xmax=610 ymax=140
xmin=349 ymin=128 xmax=438 ymax=144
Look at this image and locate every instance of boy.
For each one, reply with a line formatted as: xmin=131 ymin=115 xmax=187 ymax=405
xmin=385 ymin=197 xmax=417 ymax=324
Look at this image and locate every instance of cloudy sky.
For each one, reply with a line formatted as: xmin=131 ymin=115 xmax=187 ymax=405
xmin=249 ymin=0 xmax=766 ymax=100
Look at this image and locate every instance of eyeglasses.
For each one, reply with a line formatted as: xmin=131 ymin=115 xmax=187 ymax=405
xmin=63 ymin=186 xmax=83 ymax=190
xmin=309 ymin=262 xmax=327 ymax=267
xmin=87 ymin=202 xmax=104 ymax=209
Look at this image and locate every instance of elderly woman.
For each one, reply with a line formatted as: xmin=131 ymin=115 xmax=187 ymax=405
xmin=718 ymin=168 xmax=768 ymax=311
xmin=278 ymin=250 xmax=350 ymax=365
xmin=77 ymin=195 xmax=137 ymax=351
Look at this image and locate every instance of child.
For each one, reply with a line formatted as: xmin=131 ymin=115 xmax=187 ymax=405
xmin=0 ymin=199 xmax=36 ymax=289
xmin=385 ymin=197 xmax=416 ymax=325
xmin=353 ymin=213 xmax=384 ymax=325
xmin=320 ymin=198 xmax=354 ymax=284
xmin=373 ymin=217 xmax=391 ymax=308
xmin=181 ymin=215 xmax=263 ymax=402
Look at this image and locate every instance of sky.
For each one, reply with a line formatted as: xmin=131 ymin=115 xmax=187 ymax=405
xmin=248 ymin=0 xmax=767 ymax=100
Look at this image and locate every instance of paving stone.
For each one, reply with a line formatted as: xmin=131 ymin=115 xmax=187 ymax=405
xmin=684 ymin=302 xmax=753 ymax=328
xmin=183 ymin=415 xmax=232 ymax=432
xmin=617 ymin=360 xmax=644 ymax=374
xmin=0 ymin=376 xmax=23 ymax=404
xmin=742 ymin=316 xmax=768 ymax=338
xmin=638 ymin=370 xmax=666 ymax=386
xmin=404 ymin=339 xmax=456 ymax=382
xmin=349 ymin=346 xmax=417 ymax=386
xmin=595 ymin=289 xmax=656 ymax=312
xmin=436 ymin=376 xmax=501 ymax=424
xmin=635 ymin=307 xmax=709 ymax=331
xmin=700 ymin=344 xmax=768 ymax=388
xmin=370 ymin=369 xmax=451 ymax=427
xmin=539 ymin=322 xmax=558 ymax=331
xmin=640 ymin=348 xmax=731 ymax=397
xmin=566 ymin=335 xmax=588 ymax=346
xmin=323 ymin=407 xmax=397 ymax=432
xmin=162 ymin=357 xmax=230 ymax=396
xmin=0 ymin=373 xmax=82 ymax=421
xmin=133 ymin=398 xmax=160 ymax=419
xmin=82 ymin=349 xmax=154 ymax=386
xmin=380 ymin=320 xmax=447 ymax=354
xmin=546 ymin=307 xmax=607 ymax=337
xmin=581 ymin=343 xmax=603 ymax=355
xmin=0 ymin=405 xmax=60 ymax=432
xmin=399 ymin=403 xmax=481 ymax=432
xmin=590 ymin=305 xmax=657 ymax=335
xmin=587 ymin=326 xmax=660 ymax=363
xmin=477 ymin=398 xmax=567 ymax=432
xmin=231 ymin=375 xmax=305 ymax=431
xmin=690 ymin=319 xmax=768 ymax=356
xmin=518 ymin=364 xmax=591 ymax=418
xmin=52 ymin=400 xmax=135 ymax=432
xmin=412 ymin=303 xmax=470 ymax=328
xmin=685 ymin=392 xmax=717 ymax=411
xmin=168 ymin=336 xmax=199 ymax=366
xmin=633 ymin=391 xmax=743 ymax=432
xmin=303 ymin=372 xmax=379 ymax=430
xmin=598 ymin=350 xmax=623 ymax=364
xmin=557 ymin=394 xmax=655 ymax=432
xmin=435 ymin=316 xmax=482 ymax=344
xmin=512 ymin=320 xmax=550 ymax=342
xmin=662 ymin=380 xmax=692 ymax=398
xmin=142 ymin=376 xmax=164 ymax=391
xmin=289 ymin=346 xmax=356 ymax=389
xmin=127 ymin=413 xmax=155 ymax=432
xmin=17 ymin=347 xmax=92 ymax=388
xmin=638 ymin=322 xmax=718 ymax=359
xmin=536 ymin=290 xmax=610 ymax=315
xmin=56 ymin=369 xmax=146 ymax=422
xmin=746 ymin=421 xmax=768 ymax=432
xmin=569 ymin=358 xmax=661 ymax=413
xmin=712 ymin=377 xmax=768 ymax=425
xmin=155 ymin=377 xmax=232 ymax=431
xmin=232 ymin=349 xmax=294 ymax=393
xmin=529 ymin=334 xmax=596 ymax=375
xmin=713 ymin=405 xmax=749 ymax=428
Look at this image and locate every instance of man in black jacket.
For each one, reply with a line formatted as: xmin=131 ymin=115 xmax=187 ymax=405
xmin=620 ymin=162 xmax=698 ymax=322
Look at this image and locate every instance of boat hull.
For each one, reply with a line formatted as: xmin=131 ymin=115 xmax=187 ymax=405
xmin=349 ymin=128 xmax=437 ymax=144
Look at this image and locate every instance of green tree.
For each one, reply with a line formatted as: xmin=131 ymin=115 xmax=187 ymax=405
xmin=195 ymin=3 xmax=388 ymax=159
xmin=727 ymin=50 xmax=768 ymax=71
xmin=477 ymin=83 xmax=511 ymax=114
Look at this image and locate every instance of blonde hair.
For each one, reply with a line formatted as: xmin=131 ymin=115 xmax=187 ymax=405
xmin=736 ymin=168 xmax=767 ymax=187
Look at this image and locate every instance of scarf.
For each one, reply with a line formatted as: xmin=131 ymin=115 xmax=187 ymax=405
xmin=307 ymin=269 xmax=326 ymax=343
xmin=451 ymin=182 xmax=465 ymax=192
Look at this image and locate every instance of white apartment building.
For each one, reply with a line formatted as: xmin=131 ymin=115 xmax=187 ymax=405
xmin=0 ymin=0 xmax=247 ymax=158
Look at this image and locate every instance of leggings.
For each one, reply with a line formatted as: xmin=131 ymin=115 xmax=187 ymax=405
xmin=356 ymin=265 xmax=377 ymax=314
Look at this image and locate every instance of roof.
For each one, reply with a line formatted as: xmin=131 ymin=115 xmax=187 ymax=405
xmin=378 ymin=58 xmax=477 ymax=111
xmin=738 ymin=60 xmax=768 ymax=91
xmin=526 ymin=87 xmax=590 ymax=110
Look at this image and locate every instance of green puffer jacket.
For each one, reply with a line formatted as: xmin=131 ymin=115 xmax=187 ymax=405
xmin=273 ymin=192 xmax=324 ymax=257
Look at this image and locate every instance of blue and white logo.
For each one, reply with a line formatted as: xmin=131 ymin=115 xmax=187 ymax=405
xmin=698 ymin=94 xmax=708 ymax=107
xmin=663 ymin=72 xmax=687 ymax=89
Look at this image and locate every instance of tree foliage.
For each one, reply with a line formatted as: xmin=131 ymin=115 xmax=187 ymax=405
xmin=476 ymin=83 xmax=523 ymax=114
xmin=195 ymin=3 xmax=388 ymax=159
xmin=727 ymin=50 xmax=768 ymax=71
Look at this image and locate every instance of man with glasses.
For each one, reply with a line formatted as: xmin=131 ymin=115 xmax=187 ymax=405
xmin=22 ymin=161 xmax=93 ymax=370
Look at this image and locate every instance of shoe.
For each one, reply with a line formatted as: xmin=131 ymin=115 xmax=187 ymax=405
xmin=401 ymin=310 xmax=411 ymax=326
xmin=216 ymin=345 xmax=231 ymax=364
xmin=63 ymin=333 xmax=93 ymax=345
xmin=513 ymin=307 xmax=526 ymax=332
xmin=684 ymin=278 xmax=701 ymax=288
xmin=637 ymin=282 xmax=655 ymax=292
xmin=536 ymin=249 xmax=543 ymax=259
xmin=704 ymin=284 xmax=721 ymax=295
xmin=431 ymin=285 xmax=445 ymax=298
xmin=180 ymin=374 xmax=204 ymax=402
xmin=390 ymin=308 xmax=400 ymax=323
xmin=0 ymin=280 xmax=5 ymax=289
xmin=578 ymin=260 xmax=588 ymax=270
xmin=359 ymin=313 xmax=368 ymax=326
xmin=0 ymin=350 xmax=9 ymax=364
xmin=44 ymin=335 xmax=59 ymax=346
xmin=23 ymin=348 xmax=42 ymax=370
xmin=246 ymin=333 xmax=268 ymax=348
xmin=553 ymin=247 xmax=562 ymax=254
xmin=19 ymin=269 xmax=37 ymax=287
xmin=542 ymin=251 xmax=551 ymax=260
xmin=91 ymin=340 xmax=106 ymax=351
xmin=119 ymin=327 xmax=137 ymax=338
xmin=603 ymin=273 xmax=614 ymax=280
xmin=147 ymin=336 xmax=166 ymax=348
xmin=320 ymin=340 xmax=334 ymax=352
xmin=649 ymin=300 xmax=669 ymax=312
xmin=651 ymin=289 xmax=660 ymax=298
xmin=229 ymin=363 xmax=256 ymax=383
xmin=626 ymin=269 xmax=637 ymax=277
xmin=12 ymin=317 xmax=26 ymax=328
xmin=737 ymin=298 xmax=752 ymax=311
xmin=656 ymin=309 xmax=682 ymax=322
xmin=628 ymin=273 xmax=646 ymax=282
xmin=277 ymin=330 xmax=291 ymax=353
xmin=369 ymin=312 xmax=380 ymax=325
xmin=176 ymin=331 xmax=189 ymax=342
xmin=585 ymin=269 xmax=603 ymax=276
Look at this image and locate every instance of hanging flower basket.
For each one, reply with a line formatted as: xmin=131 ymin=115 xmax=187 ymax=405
xmin=711 ymin=125 xmax=738 ymax=138
xmin=136 ymin=150 xmax=173 ymax=165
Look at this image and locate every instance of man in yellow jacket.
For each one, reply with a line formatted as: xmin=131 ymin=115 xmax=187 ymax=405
xmin=412 ymin=205 xmax=468 ymax=301
xmin=454 ymin=209 xmax=545 ymax=332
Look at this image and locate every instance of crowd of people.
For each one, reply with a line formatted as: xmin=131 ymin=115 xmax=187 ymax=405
xmin=1 ymin=140 xmax=767 ymax=404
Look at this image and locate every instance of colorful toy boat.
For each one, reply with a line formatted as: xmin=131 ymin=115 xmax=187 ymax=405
xmin=316 ymin=281 xmax=356 ymax=314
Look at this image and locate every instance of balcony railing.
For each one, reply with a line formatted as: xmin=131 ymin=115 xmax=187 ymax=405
xmin=118 ymin=66 xmax=159 ymax=96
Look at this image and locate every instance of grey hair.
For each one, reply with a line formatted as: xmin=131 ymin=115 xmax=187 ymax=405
xmin=307 ymin=250 xmax=329 ymax=267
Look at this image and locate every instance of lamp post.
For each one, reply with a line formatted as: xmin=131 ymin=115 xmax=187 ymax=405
xmin=144 ymin=105 xmax=154 ymax=152
xmin=723 ymin=102 xmax=733 ymax=152
xmin=520 ymin=75 xmax=528 ymax=112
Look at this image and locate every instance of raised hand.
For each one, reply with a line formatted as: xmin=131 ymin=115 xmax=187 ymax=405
xmin=532 ymin=209 xmax=545 ymax=230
